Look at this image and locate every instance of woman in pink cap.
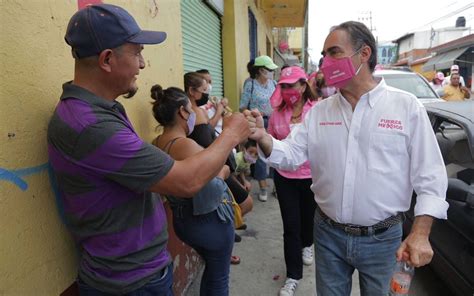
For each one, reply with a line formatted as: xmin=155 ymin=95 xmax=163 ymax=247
xmin=268 ymin=66 xmax=317 ymax=296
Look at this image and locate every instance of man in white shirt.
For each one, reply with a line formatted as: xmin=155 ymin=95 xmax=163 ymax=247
xmin=442 ymin=64 xmax=465 ymax=87
xmin=245 ymin=21 xmax=448 ymax=296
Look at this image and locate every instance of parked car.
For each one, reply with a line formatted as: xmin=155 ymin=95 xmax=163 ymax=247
xmin=403 ymin=101 xmax=474 ymax=296
xmin=374 ymin=69 xmax=444 ymax=104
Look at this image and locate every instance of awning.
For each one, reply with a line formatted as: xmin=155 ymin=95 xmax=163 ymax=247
xmin=261 ymin=0 xmax=307 ymax=27
xmin=422 ymin=47 xmax=468 ymax=72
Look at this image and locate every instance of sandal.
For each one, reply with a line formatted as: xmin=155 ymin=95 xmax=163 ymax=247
xmin=231 ymin=255 xmax=241 ymax=265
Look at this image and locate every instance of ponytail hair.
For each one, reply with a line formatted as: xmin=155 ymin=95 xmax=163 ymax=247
xmin=151 ymin=84 xmax=189 ymax=127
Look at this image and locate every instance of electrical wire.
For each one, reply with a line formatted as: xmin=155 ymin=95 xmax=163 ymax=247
xmin=410 ymin=3 xmax=474 ymax=31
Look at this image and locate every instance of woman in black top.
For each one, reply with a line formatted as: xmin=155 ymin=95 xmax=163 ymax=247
xmin=151 ymin=85 xmax=234 ymax=296
xmin=184 ymin=72 xmax=253 ymax=220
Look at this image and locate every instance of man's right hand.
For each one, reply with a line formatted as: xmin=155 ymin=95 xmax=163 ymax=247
xmin=243 ymin=109 xmax=266 ymax=141
xmin=243 ymin=109 xmax=274 ymax=157
xmin=222 ymin=113 xmax=251 ymax=144
xmin=460 ymin=86 xmax=471 ymax=98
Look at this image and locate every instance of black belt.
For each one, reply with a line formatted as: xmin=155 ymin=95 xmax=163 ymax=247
xmin=317 ymin=207 xmax=403 ymax=236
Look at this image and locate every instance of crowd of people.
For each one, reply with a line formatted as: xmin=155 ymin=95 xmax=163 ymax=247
xmin=46 ymin=3 xmax=467 ymax=296
xmin=431 ymin=64 xmax=471 ymax=101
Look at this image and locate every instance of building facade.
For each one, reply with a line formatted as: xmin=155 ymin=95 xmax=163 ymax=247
xmin=377 ymin=43 xmax=397 ymax=65
xmin=393 ymin=25 xmax=469 ymax=68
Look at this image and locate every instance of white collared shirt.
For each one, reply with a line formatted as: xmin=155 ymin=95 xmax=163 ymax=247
xmin=261 ymin=79 xmax=448 ymax=226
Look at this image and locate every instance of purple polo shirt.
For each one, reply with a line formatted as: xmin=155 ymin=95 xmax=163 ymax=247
xmin=47 ymin=82 xmax=174 ymax=293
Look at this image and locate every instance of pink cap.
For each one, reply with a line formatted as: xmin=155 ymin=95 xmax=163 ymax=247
xmin=450 ymin=65 xmax=459 ymax=72
xmin=435 ymin=72 xmax=445 ymax=80
xmin=278 ymin=66 xmax=307 ymax=85
xmin=270 ymin=85 xmax=283 ymax=108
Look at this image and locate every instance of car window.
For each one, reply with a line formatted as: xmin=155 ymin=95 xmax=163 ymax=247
xmin=380 ymin=74 xmax=438 ymax=99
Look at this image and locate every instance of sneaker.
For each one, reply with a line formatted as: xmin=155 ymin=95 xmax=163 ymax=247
xmin=302 ymin=246 xmax=313 ymax=266
xmin=258 ymin=188 xmax=268 ymax=202
xmin=279 ymin=278 xmax=299 ymax=296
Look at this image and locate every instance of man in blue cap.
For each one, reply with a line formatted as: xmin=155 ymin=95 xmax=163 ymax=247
xmin=48 ymin=4 xmax=250 ymax=295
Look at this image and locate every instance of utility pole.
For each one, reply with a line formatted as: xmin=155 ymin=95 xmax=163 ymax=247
xmin=358 ymin=11 xmax=377 ymax=44
xmin=303 ymin=5 xmax=309 ymax=71
xmin=358 ymin=11 xmax=374 ymax=31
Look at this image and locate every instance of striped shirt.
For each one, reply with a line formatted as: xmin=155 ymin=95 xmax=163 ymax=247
xmin=47 ymin=82 xmax=174 ymax=293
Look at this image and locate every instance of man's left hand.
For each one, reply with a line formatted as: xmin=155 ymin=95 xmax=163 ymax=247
xmin=396 ymin=215 xmax=434 ymax=267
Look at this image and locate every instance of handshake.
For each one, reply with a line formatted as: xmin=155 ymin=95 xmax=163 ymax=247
xmin=221 ymin=109 xmax=266 ymax=142
xmin=243 ymin=109 xmax=266 ymax=141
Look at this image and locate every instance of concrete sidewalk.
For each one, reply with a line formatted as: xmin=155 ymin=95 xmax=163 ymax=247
xmin=228 ymin=179 xmax=315 ymax=296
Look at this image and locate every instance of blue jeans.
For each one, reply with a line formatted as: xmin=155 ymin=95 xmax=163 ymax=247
xmin=314 ymin=209 xmax=402 ymax=296
xmin=253 ymin=158 xmax=268 ymax=181
xmin=77 ymin=263 xmax=173 ymax=296
xmin=173 ymin=210 xmax=234 ymax=296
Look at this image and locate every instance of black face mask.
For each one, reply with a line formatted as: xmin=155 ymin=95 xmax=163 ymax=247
xmin=196 ymin=93 xmax=209 ymax=106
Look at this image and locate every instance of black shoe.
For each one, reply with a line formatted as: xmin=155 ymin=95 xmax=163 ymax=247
xmin=234 ymin=234 xmax=242 ymax=243
xmin=236 ymin=224 xmax=247 ymax=230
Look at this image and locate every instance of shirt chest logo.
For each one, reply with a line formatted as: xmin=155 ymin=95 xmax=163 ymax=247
xmin=378 ymin=119 xmax=403 ymax=130
xmin=319 ymin=121 xmax=343 ymax=126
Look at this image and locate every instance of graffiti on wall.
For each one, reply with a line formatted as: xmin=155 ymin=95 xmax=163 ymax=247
xmin=0 ymin=163 xmax=65 ymax=222
xmin=0 ymin=163 xmax=49 ymax=191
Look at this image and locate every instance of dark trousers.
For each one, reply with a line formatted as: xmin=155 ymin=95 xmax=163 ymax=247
xmin=173 ymin=210 xmax=234 ymax=296
xmin=274 ymin=170 xmax=316 ymax=280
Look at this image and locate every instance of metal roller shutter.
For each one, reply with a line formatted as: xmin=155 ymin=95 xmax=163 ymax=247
xmin=181 ymin=0 xmax=224 ymax=97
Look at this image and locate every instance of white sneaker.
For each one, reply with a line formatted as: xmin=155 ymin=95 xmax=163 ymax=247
xmin=302 ymin=246 xmax=313 ymax=266
xmin=279 ymin=278 xmax=299 ymax=296
xmin=258 ymin=188 xmax=268 ymax=202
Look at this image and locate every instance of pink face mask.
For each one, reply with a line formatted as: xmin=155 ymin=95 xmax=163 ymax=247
xmin=320 ymin=50 xmax=363 ymax=89
xmin=281 ymin=88 xmax=301 ymax=106
xmin=244 ymin=151 xmax=257 ymax=164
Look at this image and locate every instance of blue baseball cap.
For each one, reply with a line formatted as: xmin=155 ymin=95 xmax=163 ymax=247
xmin=65 ymin=4 xmax=167 ymax=59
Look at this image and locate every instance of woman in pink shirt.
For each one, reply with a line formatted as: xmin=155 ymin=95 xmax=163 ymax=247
xmin=268 ymin=66 xmax=317 ymax=296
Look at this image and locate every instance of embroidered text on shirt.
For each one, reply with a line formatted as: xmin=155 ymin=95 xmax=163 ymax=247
xmin=378 ymin=119 xmax=403 ymax=130
xmin=319 ymin=121 xmax=343 ymax=126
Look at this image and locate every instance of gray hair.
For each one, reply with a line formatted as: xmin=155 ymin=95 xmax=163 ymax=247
xmin=331 ymin=21 xmax=377 ymax=72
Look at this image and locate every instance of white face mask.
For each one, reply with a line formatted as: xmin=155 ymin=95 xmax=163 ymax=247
xmin=265 ymin=70 xmax=274 ymax=80
xmin=207 ymin=84 xmax=213 ymax=94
